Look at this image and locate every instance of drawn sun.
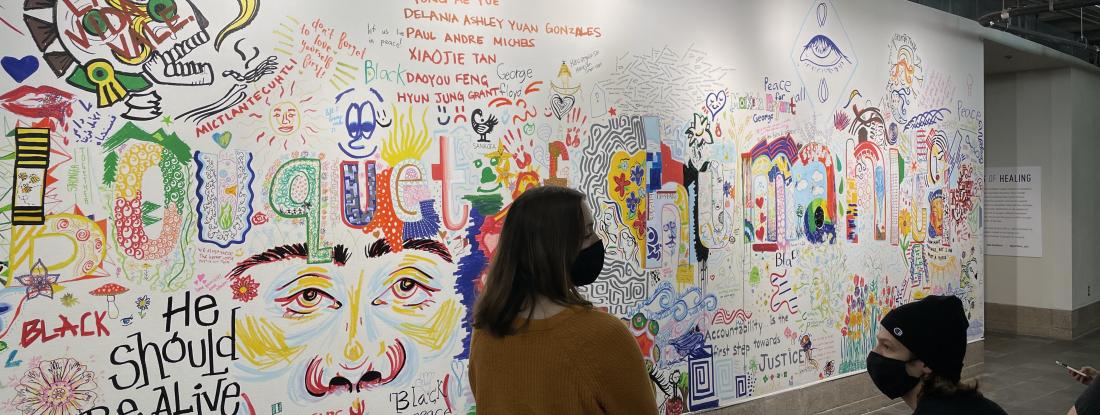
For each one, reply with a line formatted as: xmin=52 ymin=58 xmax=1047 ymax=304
xmin=246 ymin=80 xmax=322 ymax=150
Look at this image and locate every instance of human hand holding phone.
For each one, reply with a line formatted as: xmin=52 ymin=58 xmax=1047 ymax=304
xmin=1057 ymin=361 xmax=1097 ymax=385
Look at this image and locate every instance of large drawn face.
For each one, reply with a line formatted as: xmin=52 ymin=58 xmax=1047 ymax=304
xmin=270 ymin=102 xmax=300 ymax=135
xmin=229 ymin=239 xmax=461 ymax=413
xmin=55 ymin=0 xmax=213 ymax=83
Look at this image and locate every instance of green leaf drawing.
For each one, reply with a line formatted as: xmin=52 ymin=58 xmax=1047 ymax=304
xmin=898 ymin=153 xmax=905 ymax=183
xmin=102 ymin=152 xmax=119 ymax=185
xmin=218 ymin=203 xmax=234 ymax=230
xmin=141 ymin=201 xmax=162 ymax=226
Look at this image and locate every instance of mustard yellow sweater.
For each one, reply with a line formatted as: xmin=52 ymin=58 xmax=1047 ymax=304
xmin=469 ymin=306 xmax=658 ymax=414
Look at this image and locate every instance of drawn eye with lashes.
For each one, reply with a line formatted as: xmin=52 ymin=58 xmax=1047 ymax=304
xmin=275 ymin=287 xmax=342 ymax=317
xmin=799 ymin=35 xmax=851 ymax=69
xmin=371 ymin=267 xmax=441 ymax=310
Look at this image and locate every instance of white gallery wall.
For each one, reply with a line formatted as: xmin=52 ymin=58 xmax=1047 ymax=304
xmin=986 ymin=66 xmax=1100 ymax=319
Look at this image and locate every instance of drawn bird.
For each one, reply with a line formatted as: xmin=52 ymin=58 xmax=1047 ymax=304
xmin=471 ymin=108 xmax=498 ymax=143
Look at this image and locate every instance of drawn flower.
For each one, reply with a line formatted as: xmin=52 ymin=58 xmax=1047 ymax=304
xmin=833 ymin=110 xmax=852 ymax=131
xmin=135 ymin=295 xmax=150 ymax=311
xmin=135 ymin=295 xmax=151 ymax=318
xmin=630 ymin=164 xmax=644 ymax=186
xmin=15 ymin=259 xmax=59 ymax=300
xmin=631 ymin=218 xmax=647 ymax=242
xmin=612 ymin=173 xmax=630 ymax=198
xmin=12 ymin=358 xmax=99 ymax=415
xmin=898 ymin=211 xmax=912 ymax=238
xmin=231 ymin=276 xmax=260 ymax=303
xmin=251 ymin=212 xmax=269 ymax=225
xmin=60 ymin=293 xmax=78 ymax=307
xmin=625 ymin=191 xmax=641 ymax=214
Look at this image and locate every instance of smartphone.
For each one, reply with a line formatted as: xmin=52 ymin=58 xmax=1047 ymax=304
xmin=1056 ymin=360 xmax=1088 ymax=377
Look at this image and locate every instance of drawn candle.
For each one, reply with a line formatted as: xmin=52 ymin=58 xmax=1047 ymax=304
xmin=90 ymin=283 xmax=129 ymax=319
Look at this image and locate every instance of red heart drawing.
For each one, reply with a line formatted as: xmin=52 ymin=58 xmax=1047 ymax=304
xmin=756 ymin=227 xmax=764 ymax=240
xmin=755 ymin=197 xmax=764 ymax=208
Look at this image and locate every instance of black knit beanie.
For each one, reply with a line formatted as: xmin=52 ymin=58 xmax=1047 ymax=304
xmin=880 ymin=295 xmax=969 ymax=381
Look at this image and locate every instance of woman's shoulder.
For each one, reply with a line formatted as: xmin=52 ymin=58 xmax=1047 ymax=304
xmin=566 ymin=307 xmax=634 ymax=340
xmin=569 ymin=306 xmax=626 ymax=325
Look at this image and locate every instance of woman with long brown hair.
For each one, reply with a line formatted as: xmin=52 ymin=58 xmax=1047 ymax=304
xmin=469 ymin=186 xmax=657 ymax=414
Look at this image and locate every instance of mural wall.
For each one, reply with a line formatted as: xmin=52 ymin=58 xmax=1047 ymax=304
xmin=0 ymin=0 xmax=985 ymax=414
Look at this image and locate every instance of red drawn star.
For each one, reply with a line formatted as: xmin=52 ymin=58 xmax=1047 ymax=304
xmin=608 ymin=107 xmax=617 ymax=116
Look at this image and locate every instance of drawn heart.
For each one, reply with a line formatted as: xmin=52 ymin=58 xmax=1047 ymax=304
xmin=755 ymin=196 xmax=764 ymax=209
xmin=756 ymin=227 xmax=765 ymax=240
xmin=705 ymin=90 xmax=727 ymax=118
xmin=1 ymin=56 xmax=39 ymax=83
xmin=212 ymin=131 xmax=232 ymax=148
xmin=550 ymin=94 xmax=575 ymax=120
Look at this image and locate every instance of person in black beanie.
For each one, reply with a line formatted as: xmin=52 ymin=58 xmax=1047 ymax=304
xmin=866 ymin=295 xmax=1007 ymax=414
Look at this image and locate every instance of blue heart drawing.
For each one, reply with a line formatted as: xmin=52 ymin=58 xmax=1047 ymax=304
xmin=212 ymin=131 xmax=232 ymax=148
xmin=1 ymin=56 xmax=39 ymax=83
xmin=705 ymin=90 xmax=727 ymax=119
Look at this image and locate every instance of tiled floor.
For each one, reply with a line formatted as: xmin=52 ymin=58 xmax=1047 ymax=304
xmin=868 ymin=329 xmax=1100 ymax=415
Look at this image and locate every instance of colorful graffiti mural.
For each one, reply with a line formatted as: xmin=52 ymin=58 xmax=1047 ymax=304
xmin=0 ymin=0 xmax=984 ymax=414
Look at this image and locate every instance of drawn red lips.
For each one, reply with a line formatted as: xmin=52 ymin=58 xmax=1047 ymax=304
xmin=0 ymin=85 xmax=74 ymax=123
xmin=304 ymin=339 xmax=407 ymax=397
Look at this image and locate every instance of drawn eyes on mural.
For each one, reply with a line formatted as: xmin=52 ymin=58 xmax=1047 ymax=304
xmin=274 ymin=272 xmax=343 ymax=316
xmin=372 ymin=268 xmax=439 ymax=309
xmin=148 ymin=0 xmax=181 ymax=22
xmin=473 ymin=157 xmax=499 ymax=169
xmin=799 ymin=35 xmax=850 ymax=69
xmin=345 ymin=101 xmax=377 ymax=141
xmin=79 ymin=10 xmax=110 ymax=36
xmin=276 ymin=287 xmax=341 ymax=316
xmin=630 ymin=312 xmax=659 ymax=336
xmin=78 ymin=0 xmax=180 ymax=38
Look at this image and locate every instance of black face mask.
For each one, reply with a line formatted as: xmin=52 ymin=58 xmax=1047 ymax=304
xmin=570 ymin=240 xmax=605 ymax=286
xmin=866 ymin=351 xmax=921 ymax=399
